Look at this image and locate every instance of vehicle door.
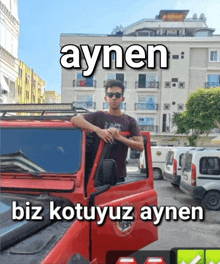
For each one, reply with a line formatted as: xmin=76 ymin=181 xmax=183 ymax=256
xmin=87 ymin=132 xmax=158 ymax=264
xmin=181 ymin=152 xmax=193 ymax=185
xmin=198 ymin=154 xmax=220 ymax=187
xmin=165 ymin=150 xmax=174 ymax=175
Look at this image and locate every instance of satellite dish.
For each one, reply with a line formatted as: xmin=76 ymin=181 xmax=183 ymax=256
xmin=199 ymin=13 xmax=205 ymax=20
xmin=192 ymin=13 xmax=197 ymax=19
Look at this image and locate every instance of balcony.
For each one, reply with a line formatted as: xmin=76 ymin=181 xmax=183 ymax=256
xmin=135 ymin=81 xmax=159 ymax=89
xmin=73 ymin=80 xmax=96 ymax=88
xmin=103 ymin=80 xmax=127 ymax=88
xmin=103 ymin=102 xmax=126 ymax=110
xmin=205 ymin=82 xmax=220 ymax=88
xmin=138 ymin=125 xmax=158 ymax=132
xmin=135 ymin=103 xmax=158 ymax=112
xmin=75 ymin=101 xmax=96 ymax=110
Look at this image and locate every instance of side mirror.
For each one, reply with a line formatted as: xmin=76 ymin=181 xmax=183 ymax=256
xmin=102 ymin=159 xmax=118 ymax=186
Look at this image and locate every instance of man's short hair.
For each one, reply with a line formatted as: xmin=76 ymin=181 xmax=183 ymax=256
xmin=104 ymin=79 xmax=125 ymax=96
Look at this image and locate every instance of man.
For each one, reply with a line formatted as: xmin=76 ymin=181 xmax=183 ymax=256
xmin=71 ymin=79 xmax=144 ymax=182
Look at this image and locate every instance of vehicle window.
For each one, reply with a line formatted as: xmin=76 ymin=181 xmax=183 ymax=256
xmin=200 ymin=157 xmax=220 ymax=175
xmin=179 ymin=154 xmax=184 ymax=167
xmin=166 ymin=151 xmax=174 ymax=165
xmin=182 ymin=153 xmax=192 ymax=171
xmin=1 ymin=128 xmax=82 ymax=174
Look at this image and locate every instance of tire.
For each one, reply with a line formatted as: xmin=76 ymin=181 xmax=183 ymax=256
xmin=202 ymin=191 xmax=220 ymax=211
xmin=153 ymin=168 xmax=162 ymax=180
xmin=171 ymin=183 xmax=179 ymax=188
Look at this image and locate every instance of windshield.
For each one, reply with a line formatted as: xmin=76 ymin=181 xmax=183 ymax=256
xmin=166 ymin=151 xmax=174 ymax=165
xmin=0 ymin=128 xmax=82 ymax=174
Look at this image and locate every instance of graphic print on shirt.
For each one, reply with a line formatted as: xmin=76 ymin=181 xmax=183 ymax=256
xmin=104 ymin=122 xmax=123 ymax=131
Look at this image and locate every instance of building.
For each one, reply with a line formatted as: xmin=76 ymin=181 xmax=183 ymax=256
xmin=45 ymin=90 xmax=61 ymax=103
xmin=0 ymin=0 xmax=20 ymax=103
xmin=17 ymin=60 xmax=46 ymax=104
xmin=60 ymin=10 xmax=220 ymax=146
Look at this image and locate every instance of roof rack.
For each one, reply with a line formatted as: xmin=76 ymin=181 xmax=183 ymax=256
xmin=0 ymin=102 xmax=91 ymax=120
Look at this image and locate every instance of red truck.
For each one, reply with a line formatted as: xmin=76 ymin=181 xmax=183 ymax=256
xmin=0 ymin=103 xmax=158 ymax=264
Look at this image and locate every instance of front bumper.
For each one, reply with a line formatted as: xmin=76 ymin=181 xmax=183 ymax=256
xmin=163 ymin=172 xmax=181 ymax=186
xmin=180 ymin=180 xmax=206 ymax=200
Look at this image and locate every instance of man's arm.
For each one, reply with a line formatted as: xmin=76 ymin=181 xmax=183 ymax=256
xmin=71 ymin=115 xmax=114 ymax=143
xmin=108 ymin=128 xmax=144 ymax=152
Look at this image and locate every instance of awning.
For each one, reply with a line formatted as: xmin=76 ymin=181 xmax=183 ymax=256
xmin=1 ymin=75 xmax=10 ymax=92
xmin=211 ymin=136 xmax=220 ymax=144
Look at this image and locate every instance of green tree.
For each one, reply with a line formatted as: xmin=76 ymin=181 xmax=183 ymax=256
xmin=172 ymin=87 xmax=220 ymax=146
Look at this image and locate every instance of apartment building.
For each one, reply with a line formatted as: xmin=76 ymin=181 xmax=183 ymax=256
xmin=0 ymin=0 xmax=20 ymax=103
xmin=60 ymin=10 xmax=220 ymax=145
xmin=17 ymin=60 xmax=46 ymax=104
xmin=45 ymin=90 xmax=61 ymax=103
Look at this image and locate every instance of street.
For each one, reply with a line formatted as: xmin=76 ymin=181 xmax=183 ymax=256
xmin=126 ymin=164 xmax=220 ymax=249
xmin=146 ymin=179 xmax=220 ymax=250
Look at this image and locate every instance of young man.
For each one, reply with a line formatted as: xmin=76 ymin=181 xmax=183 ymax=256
xmin=71 ymin=79 xmax=144 ymax=182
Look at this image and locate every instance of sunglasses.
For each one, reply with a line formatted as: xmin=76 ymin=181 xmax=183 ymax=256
xmin=107 ymin=92 xmax=122 ymax=99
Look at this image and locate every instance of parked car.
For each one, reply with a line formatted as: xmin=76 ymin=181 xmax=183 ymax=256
xmin=180 ymin=148 xmax=220 ymax=210
xmin=139 ymin=146 xmax=171 ymax=180
xmin=163 ymin=147 xmax=195 ymax=187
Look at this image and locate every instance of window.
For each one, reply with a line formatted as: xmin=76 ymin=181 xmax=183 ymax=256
xmin=19 ymin=68 xmax=23 ymax=79
xmin=179 ymin=154 xmax=184 ymax=167
xmin=26 ymin=91 xmax=29 ymax=99
xmin=172 ymin=78 xmax=178 ymax=82
xmin=172 ymin=55 xmax=179 ymax=59
xmin=177 ymin=104 xmax=184 ymax=111
xmin=75 ymin=73 xmax=94 ymax=87
xmin=33 ymin=79 xmax=36 ymax=88
xmin=165 ymin=81 xmax=171 ymax=88
xmin=138 ymin=73 xmax=158 ymax=88
xmin=182 ymin=153 xmax=192 ymax=172
xmin=137 ymin=117 xmax=155 ymax=125
xmin=210 ymin=51 xmax=218 ymax=62
xmin=200 ymin=157 xmax=220 ymax=175
xmin=166 ymin=151 xmax=174 ymax=165
xmin=179 ymin=82 xmax=185 ymax=88
xmin=76 ymin=94 xmax=94 ymax=109
xmin=1 ymin=128 xmax=83 ymax=174
xmin=107 ymin=73 xmax=124 ymax=83
xmin=137 ymin=117 xmax=155 ymax=132
xmin=164 ymin=104 xmax=170 ymax=110
xmin=162 ymin=113 xmax=170 ymax=132
xmin=137 ymin=96 xmax=157 ymax=110
xmin=25 ymin=74 xmax=30 ymax=84
xmin=207 ymin=75 xmax=220 ymax=87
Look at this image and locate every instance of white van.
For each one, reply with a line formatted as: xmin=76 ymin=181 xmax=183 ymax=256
xmin=180 ymin=148 xmax=220 ymax=210
xmin=164 ymin=147 xmax=194 ymax=187
xmin=139 ymin=146 xmax=170 ymax=180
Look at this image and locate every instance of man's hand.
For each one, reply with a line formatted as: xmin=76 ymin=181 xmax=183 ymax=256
xmin=108 ymin=127 xmax=120 ymax=140
xmin=96 ymin=128 xmax=114 ymax=143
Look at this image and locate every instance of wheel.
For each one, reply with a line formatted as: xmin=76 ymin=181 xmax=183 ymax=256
xmin=153 ymin=168 xmax=162 ymax=180
xmin=202 ymin=191 xmax=220 ymax=211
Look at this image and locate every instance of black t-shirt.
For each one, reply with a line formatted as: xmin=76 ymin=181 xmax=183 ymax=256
xmin=84 ymin=111 xmax=141 ymax=178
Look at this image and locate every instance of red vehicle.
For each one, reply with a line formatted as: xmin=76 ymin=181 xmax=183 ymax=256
xmin=0 ymin=103 xmax=158 ymax=264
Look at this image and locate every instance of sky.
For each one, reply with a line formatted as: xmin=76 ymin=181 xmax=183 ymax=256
xmin=18 ymin=0 xmax=220 ymax=94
